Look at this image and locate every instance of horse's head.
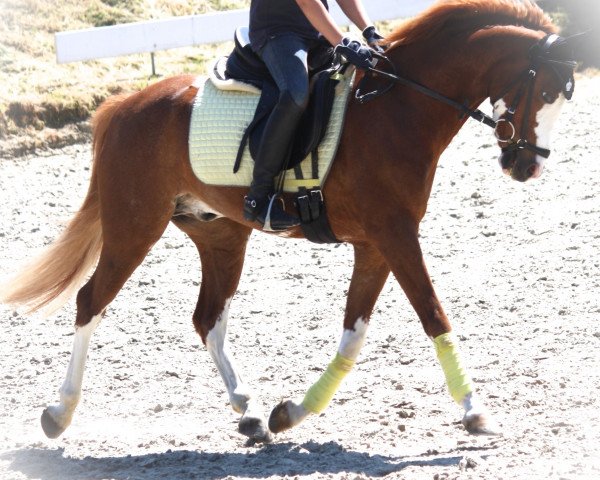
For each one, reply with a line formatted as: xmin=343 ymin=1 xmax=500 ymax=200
xmin=491 ymin=34 xmax=578 ymax=182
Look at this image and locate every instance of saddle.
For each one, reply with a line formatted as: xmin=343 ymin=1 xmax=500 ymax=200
xmin=210 ymin=27 xmax=347 ymax=243
xmin=212 ymin=27 xmax=344 ymax=174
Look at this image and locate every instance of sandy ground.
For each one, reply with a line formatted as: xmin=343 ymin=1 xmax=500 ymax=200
xmin=0 ymin=74 xmax=599 ymax=480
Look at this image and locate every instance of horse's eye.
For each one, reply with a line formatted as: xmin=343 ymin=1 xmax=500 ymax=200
xmin=542 ymin=92 xmax=555 ymax=104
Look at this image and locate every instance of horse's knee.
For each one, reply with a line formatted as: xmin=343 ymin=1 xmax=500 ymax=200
xmin=192 ymin=293 xmax=233 ymax=342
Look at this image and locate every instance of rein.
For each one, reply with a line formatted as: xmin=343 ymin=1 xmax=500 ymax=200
xmin=356 ymin=34 xmax=576 ymax=159
xmin=357 ymin=55 xmax=497 ymax=128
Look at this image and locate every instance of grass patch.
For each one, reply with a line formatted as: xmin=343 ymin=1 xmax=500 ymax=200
xmin=0 ymin=0 xmax=249 ymax=157
xmin=0 ymin=0 xmax=401 ymax=157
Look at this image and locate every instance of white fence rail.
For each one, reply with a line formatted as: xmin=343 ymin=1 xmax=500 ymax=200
xmin=55 ymin=0 xmax=435 ymax=64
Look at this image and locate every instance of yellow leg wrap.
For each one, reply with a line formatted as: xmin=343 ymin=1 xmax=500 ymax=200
xmin=301 ymin=353 xmax=355 ymax=414
xmin=433 ymin=333 xmax=473 ymax=404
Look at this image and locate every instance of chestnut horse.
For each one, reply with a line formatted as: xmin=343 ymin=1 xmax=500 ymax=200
xmin=1 ymin=0 xmax=578 ymax=444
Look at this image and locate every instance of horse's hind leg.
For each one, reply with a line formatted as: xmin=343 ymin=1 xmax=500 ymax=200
xmin=269 ymin=243 xmax=390 ymax=433
xmin=172 ymin=216 xmax=272 ymax=444
xmin=41 ymin=194 xmax=174 ymax=439
xmin=41 ymin=314 xmax=101 ymax=438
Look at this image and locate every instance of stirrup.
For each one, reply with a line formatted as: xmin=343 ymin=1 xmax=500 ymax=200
xmin=243 ymin=193 xmax=299 ymax=231
xmin=263 ymin=194 xmax=282 ymax=232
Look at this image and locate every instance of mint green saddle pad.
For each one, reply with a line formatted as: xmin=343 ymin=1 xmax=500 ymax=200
xmin=188 ymin=71 xmax=355 ymax=192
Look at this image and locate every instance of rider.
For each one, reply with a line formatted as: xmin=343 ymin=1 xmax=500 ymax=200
xmin=243 ymin=0 xmax=384 ymax=231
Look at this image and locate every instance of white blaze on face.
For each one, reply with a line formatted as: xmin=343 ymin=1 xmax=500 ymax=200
xmin=493 ymin=95 xmax=566 ymax=178
xmin=532 ymin=95 xmax=566 ymax=176
xmin=492 ymin=98 xmax=508 ymax=120
xmin=493 ymin=99 xmax=511 ymax=174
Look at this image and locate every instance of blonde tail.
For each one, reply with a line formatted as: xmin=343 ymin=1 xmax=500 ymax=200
xmin=0 ymin=94 xmax=127 ymax=315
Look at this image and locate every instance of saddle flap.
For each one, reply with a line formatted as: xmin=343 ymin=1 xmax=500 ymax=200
xmin=245 ymin=64 xmax=349 ymax=171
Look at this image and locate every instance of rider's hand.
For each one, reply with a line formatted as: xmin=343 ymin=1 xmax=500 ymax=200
xmin=335 ymin=37 xmax=375 ymax=69
xmin=362 ymin=25 xmax=386 ymax=53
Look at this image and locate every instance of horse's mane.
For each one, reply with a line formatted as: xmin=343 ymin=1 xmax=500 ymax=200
xmin=386 ymin=0 xmax=557 ymax=47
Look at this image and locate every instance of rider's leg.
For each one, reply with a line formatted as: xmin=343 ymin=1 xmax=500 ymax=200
xmin=243 ymin=34 xmax=311 ymax=231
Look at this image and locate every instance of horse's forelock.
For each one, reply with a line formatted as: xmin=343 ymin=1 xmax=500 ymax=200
xmin=386 ymin=0 xmax=557 ymax=48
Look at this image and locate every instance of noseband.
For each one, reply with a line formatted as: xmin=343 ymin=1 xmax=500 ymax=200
xmin=357 ymin=34 xmax=576 ymax=159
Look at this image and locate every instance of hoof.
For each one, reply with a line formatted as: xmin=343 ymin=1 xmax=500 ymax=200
xmin=268 ymin=400 xmax=294 ymax=434
xmin=462 ymin=410 xmax=501 ymax=436
xmin=238 ymin=415 xmax=273 ymax=444
xmin=41 ymin=408 xmax=67 ymax=439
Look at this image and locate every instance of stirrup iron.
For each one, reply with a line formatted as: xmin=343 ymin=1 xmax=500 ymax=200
xmin=263 ymin=194 xmax=282 ymax=232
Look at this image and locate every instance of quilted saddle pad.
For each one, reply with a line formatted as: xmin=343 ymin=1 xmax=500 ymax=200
xmin=188 ymin=70 xmax=355 ymax=192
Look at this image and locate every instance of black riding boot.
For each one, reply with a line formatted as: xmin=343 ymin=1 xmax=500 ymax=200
xmin=243 ymin=91 xmax=304 ymax=231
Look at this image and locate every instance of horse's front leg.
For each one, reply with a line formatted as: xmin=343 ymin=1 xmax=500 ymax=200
xmin=374 ymin=217 xmax=500 ymax=435
xmin=269 ymin=243 xmax=390 ymax=433
xmin=175 ymin=218 xmax=272 ymax=444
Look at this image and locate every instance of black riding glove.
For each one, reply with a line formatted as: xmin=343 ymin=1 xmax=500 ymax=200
xmin=362 ymin=25 xmax=386 ymax=53
xmin=335 ymin=37 xmax=374 ymax=69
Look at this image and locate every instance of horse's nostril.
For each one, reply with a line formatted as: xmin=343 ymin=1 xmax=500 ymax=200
xmin=527 ymin=164 xmax=539 ymax=179
xmin=499 ymin=151 xmax=516 ymax=171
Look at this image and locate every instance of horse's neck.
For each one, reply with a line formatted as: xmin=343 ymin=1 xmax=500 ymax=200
xmin=386 ymin=29 xmax=536 ymax=150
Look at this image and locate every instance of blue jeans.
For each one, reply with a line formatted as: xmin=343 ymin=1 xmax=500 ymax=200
xmin=258 ymin=34 xmax=310 ymax=108
xmin=249 ymin=34 xmax=312 ymax=198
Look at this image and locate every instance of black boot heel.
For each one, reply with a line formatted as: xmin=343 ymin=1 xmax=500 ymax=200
xmin=243 ymin=194 xmax=300 ymax=231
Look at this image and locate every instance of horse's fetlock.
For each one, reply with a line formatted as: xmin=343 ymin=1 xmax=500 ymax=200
xmin=230 ymin=389 xmax=251 ymax=413
xmin=59 ymin=389 xmax=81 ymax=405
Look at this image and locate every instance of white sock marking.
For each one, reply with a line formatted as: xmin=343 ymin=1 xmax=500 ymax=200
xmin=205 ymin=298 xmax=252 ymax=414
xmin=338 ymin=317 xmax=369 ymax=360
xmin=532 ymin=96 xmax=565 ymax=175
xmin=46 ymin=315 xmax=102 ymax=428
xmin=534 ymin=96 xmax=565 ymax=149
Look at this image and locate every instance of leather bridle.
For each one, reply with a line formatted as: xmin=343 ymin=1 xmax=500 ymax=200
xmin=492 ymin=34 xmax=576 ymax=160
xmin=356 ymin=33 xmax=577 ymax=160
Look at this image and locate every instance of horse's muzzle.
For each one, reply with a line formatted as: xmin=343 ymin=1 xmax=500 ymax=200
xmin=499 ymin=150 xmax=542 ymax=182
xmin=499 ymin=149 xmax=516 ymax=172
